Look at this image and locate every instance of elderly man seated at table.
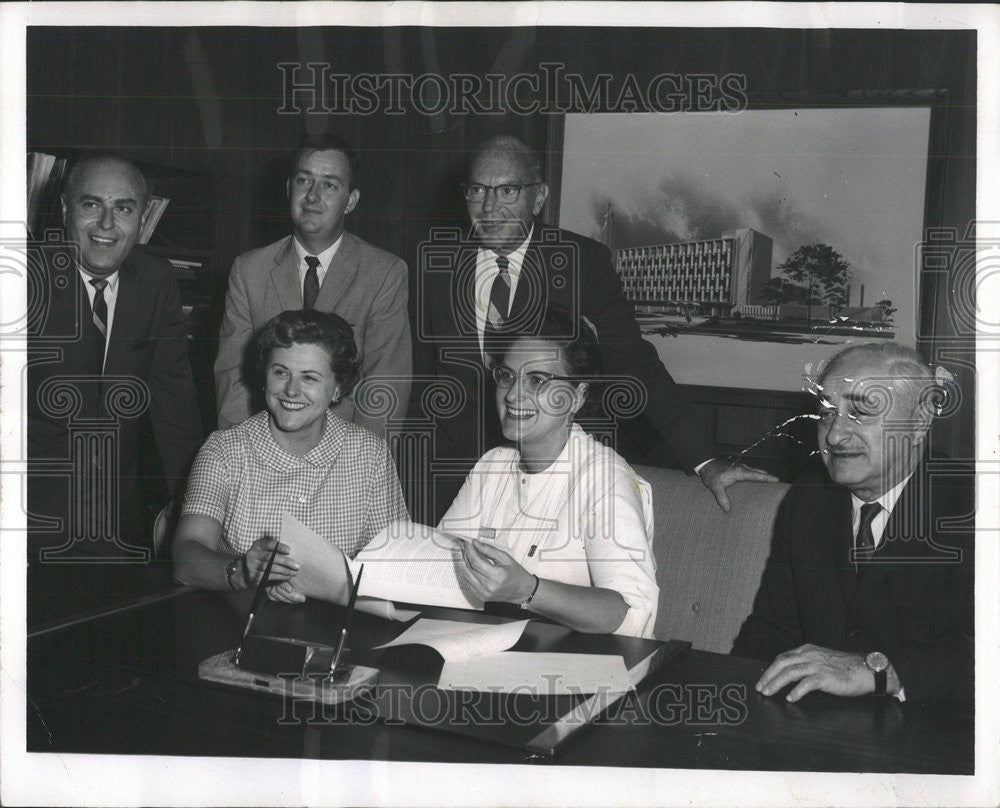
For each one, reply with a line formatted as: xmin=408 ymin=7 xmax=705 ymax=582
xmin=732 ymin=343 xmax=973 ymax=703
xmin=439 ymin=310 xmax=659 ymax=638
xmin=173 ymin=309 xmax=408 ymax=595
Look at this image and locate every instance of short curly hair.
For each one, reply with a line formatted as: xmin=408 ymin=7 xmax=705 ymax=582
xmin=501 ymin=308 xmax=604 ymax=419
xmin=254 ymin=309 xmax=362 ymax=398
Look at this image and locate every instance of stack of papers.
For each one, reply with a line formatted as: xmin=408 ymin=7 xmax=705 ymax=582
xmin=374 ymin=617 xmax=632 ymax=695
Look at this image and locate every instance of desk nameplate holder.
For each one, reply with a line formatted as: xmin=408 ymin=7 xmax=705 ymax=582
xmin=198 ymin=635 xmax=379 ymax=706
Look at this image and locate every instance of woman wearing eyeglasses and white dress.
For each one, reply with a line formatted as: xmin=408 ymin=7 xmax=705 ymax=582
xmin=438 ymin=310 xmax=659 ymax=638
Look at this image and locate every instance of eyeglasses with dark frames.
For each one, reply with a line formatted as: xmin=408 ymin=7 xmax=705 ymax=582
xmin=462 ymin=183 xmax=542 ymax=204
xmin=491 ymin=364 xmax=579 ymax=393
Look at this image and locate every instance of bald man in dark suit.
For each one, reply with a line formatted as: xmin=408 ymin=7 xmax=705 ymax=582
xmin=28 ymin=154 xmax=203 ymax=562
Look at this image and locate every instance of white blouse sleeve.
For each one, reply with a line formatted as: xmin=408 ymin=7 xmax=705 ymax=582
xmin=580 ymin=458 xmax=659 ymax=638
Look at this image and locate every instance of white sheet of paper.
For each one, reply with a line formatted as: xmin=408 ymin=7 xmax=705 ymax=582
xmin=373 ymin=618 xmax=529 ymax=661
xmin=437 ymin=652 xmax=633 ymax=695
xmin=278 ymin=512 xmax=350 ymax=602
xmin=276 ymin=515 xmax=429 ymax=620
xmin=350 ymin=521 xmax=484 ymax=610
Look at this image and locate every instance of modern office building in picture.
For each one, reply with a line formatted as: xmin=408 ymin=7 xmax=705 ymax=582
xmin=616 ymin=228 xmax=774 ymax=317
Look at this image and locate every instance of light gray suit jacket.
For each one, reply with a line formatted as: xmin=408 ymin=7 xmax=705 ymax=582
xmin=214 ymin=233 xmax=411 ymax=435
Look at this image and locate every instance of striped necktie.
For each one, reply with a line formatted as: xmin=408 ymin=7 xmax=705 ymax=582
xmin=89 ymin=277 xmax=109 ymax=372
xmin=483 ymin=255 xmax=511 ymax=361
xmin=90 ymin=278 xmax=108 ymax=338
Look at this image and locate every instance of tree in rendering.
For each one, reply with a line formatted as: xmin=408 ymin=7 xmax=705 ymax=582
xmin=765 ymin=244 xmax=851 ymax=327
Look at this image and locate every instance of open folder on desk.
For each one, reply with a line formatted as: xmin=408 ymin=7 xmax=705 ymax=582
xmin=279 ymin=514 xmax=481 ymax=614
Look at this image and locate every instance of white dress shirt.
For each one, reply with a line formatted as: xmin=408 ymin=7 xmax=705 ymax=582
xmin=293 ymin=235 xmax=344 ymax=292
xmin=850 ymin=472 xmax=914 ymax=550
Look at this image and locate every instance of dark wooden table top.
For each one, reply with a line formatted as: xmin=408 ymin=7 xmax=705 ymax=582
xmin=25 ymin=584 xmax=973 ymax=773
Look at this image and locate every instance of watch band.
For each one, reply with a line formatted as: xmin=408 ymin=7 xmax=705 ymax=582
xmin=872 ymin=667 xmax=887 ymax=696
xmin=865 ymin=651 xmax=889 ymax=696
xmin=225 ymin=557 xmax=242 ymax=591
xmin=519 ymin=575 xmax=540 ymax=610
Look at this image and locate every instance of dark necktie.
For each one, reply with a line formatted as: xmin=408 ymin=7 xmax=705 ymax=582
xmin=90 ymin=278 xmax=108 ymax=371
xmin=483 ymin=255 xmax=511 ymax=360
xmin=856 ymin=501 xmax=882 ymax=555
xmin=303 ymin=255 xmax=321 ymax=309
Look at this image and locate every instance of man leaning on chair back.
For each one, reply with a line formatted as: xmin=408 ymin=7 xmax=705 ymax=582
xmin=732 ymin=343 xmax=974 ymax=703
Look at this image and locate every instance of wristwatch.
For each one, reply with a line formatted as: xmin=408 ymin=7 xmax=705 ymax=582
xmin=225 ymin=557 xmax=242 ymax=591
xmin=865 ymin=651 xmax=889 ymax=696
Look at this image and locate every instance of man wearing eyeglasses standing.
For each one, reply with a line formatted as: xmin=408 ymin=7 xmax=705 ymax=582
xmin=413 ymin=135 xmax=775 ymax=522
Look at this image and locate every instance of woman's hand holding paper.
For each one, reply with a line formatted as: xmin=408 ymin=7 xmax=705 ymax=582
xmin=458 ymin=540 xmax=535 ymax=604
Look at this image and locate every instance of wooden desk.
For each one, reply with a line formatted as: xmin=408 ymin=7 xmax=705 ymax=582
xmin=25 ymin=589 xmax=972 ymax=773
xmin=27 ymin=559 xmax=186 ymax=635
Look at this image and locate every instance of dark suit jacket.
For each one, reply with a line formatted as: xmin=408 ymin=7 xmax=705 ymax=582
xmin=214 ymin=233 xmax=411 ymax=435
xmin=731 ymin=461 xmax=974 ymax=702
xmin=27 ymin=247 xmax=203 ymax=554
xmin=413 ymin=224 xmax=715 ymax=518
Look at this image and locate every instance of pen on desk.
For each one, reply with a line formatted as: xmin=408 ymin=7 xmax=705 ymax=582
xmin=329 ymin=563 xmax=364 ymax=679
xmin=233 ymin=541 xmax=280 ymax=667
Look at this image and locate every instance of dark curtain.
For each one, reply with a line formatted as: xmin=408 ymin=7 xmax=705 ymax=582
xmin=26 ymin=26 xmax=977 ymax=459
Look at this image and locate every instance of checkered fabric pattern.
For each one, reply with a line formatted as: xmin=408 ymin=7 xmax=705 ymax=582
xmin=183 ymin=410 xmax=408 ymax=557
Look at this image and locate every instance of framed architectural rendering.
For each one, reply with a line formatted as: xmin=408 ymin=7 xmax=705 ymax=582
xmin=548 ymin=96 xmax=943 ymax=391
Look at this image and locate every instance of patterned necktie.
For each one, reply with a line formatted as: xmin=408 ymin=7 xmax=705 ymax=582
xmin=90 ymin=278 xmax=108 ymax=338
xmin=303 ymin=255 xmax=321 ymax=309
xmin=856 ymin=501 xmax=882 ymax=554
xmin=88 ymin=277 xmax=109 ymax=373
xmin=483 ymin=255 xmax=511 ymax=360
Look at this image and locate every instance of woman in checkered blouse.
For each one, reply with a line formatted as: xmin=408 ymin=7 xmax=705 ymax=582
xmin=172 ymin=309 xmax=408 ymax=598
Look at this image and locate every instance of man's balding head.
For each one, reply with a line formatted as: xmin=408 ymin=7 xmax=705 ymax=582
xmin=469 ymin=136 xmax=544 ymax=184
xmin=816 ymin=343 xmax=936 ymax=500
xmin=465 ymin=135 xmax=548 ymax=253
xmin=63 ymin=156 xmax=150 ymax=209
xmin=61 ymin=155 xmax=151 ymax=278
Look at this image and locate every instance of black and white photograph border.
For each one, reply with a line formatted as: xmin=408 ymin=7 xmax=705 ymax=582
xmin=1 ymin=2 xmax=998 ymax=807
